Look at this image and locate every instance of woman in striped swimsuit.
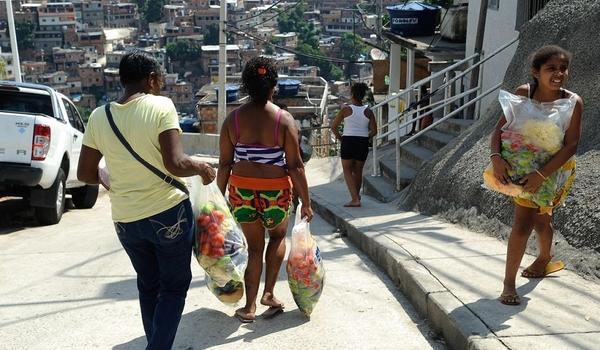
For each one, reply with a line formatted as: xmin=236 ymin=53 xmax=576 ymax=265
xmin=217 ymin=56 xmax=313 ymax=322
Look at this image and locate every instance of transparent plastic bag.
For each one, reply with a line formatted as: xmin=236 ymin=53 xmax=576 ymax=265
xmin=189 ymin=177 xmax=248 ymax=305
xmin=483 ymin=90 xmax=577 ymax=207
xmin=286 ymin=202 xmax=325 ymax=316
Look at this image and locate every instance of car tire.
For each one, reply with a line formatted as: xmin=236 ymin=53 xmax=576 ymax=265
xmin=71 ymin=184 xmax=99 ymax=209
xmin=34 ymin=169 xmax=66 ymax=225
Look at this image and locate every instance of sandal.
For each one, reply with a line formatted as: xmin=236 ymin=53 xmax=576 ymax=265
xmin=499 ymin=293 xmax=521 ymax=306
xmin=521 ymin=260 xmax=565 ymax=278
xmin=234 ymin=308 xmax=256 ymax=323
xmin=261 ymin=306 xmax=284 ymax=319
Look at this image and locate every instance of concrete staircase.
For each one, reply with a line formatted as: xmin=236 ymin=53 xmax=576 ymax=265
xmin=363 ymin=118 xmax=475 ymax=203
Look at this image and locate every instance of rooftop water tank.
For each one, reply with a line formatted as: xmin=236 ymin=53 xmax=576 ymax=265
xmin=214 ymin=84 xmax=240 ymax=102
xmin=277 ymin=79 xmax=301 ymax=97
xmin=387 ymin=2 xmax=441 ymax=37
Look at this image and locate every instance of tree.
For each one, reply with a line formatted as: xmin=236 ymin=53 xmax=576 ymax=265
xmin=296 ymin=43 xmax=342 ymax=82
xmin=166 ymin=40 xmax=201 ymax=66
xmin=11 ymin=21 xmax=36 ymax=50
xmin=339 ymin=33 xmax=369 ymax=78
xmin=144 ymin=0 xmax=165 ymax=23
xmin=277 ymin=2 xmax=319 ymax=47
xmin=204 ymin=23 xmax=219 ymax=45
xmin=339 ymin=33 xmax=368 ymax=62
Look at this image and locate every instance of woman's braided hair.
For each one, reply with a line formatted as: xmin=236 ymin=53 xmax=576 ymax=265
xmin=242 ymin=56 xmax=278 ymax=105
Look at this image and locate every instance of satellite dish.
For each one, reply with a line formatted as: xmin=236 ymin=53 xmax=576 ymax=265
xmin=370 ymin=48 xmax=387 ymax=60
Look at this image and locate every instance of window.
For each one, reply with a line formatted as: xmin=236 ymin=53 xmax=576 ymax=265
xmin=488 ymin=0 xmax=499 ymax=10
xmin=0 ymin=91 xmax=54 ymax=118
xmin=63 ymin=100 xmax=85 ymax=132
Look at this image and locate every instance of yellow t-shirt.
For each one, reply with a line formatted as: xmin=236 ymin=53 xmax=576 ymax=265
xmin=83 ymin=94 xmax=187 ymax=223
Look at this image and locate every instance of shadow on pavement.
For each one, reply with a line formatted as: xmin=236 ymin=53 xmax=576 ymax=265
xmin=0 ymin=197 xmax=38 ymax=233
xmin=113 ymin=307 xmax=310 ymax=350
xmin=0 ymin=197 xmax=77 ymax=233
xmin=448 ymin=279 xmax=542 ymax=336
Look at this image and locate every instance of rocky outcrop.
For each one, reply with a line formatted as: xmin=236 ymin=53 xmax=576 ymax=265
xmin=402 ymin=0 xmax=600 ymax=280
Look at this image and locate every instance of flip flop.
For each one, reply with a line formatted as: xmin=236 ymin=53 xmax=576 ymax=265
xmin=499 ymin=293 xmax=521 ymax=306
xmin=343 ymin=203 xmax=361 ymax=207
xmin=522 ymin=260 xmax=565 ymax=278
xmin=261 ymin=306 xmax=284 ymax=319
xmin=234 ymin=308 xmax=255 ymax=323
xmin=544 ymin=260 xmax=565 ymax=276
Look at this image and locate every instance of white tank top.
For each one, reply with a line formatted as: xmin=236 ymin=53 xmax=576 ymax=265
xmin=342 ymin=104 xmax=370 ymax=137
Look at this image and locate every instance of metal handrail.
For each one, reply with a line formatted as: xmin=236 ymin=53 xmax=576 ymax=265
xmin=390 ymin=82 xmax=502 ymax=189
xmin=371 ymin=52 xmax=479 ymax=111
xmin=400 ymin=83 xmax=501 ymax=148
xmin=370 ymin=36 xmax=519 ymax=188
xmin=377 ymin=86 xmax=479 ymax=140
xmin=375 ymin=36 xmax=518 ymax=133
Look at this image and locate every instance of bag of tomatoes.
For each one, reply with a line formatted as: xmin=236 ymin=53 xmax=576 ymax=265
xmin=189 ymin=177 xmax=248 ymax=305
xmin=286 ymin=201 xmax=325 ymax=317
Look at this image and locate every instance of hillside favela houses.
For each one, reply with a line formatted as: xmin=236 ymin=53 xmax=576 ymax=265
xmin=1 ymin=0 xmax=514 ymax=157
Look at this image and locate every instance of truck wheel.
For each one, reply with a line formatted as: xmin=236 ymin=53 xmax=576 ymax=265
xmin=71 ymin=184 xmax=99 ymax=209
xmin=34 ymin=169 xmax=66 ymax=225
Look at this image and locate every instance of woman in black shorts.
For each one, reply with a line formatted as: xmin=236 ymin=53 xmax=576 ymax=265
xmin=331 ymin=82 xmax=377 ymax=207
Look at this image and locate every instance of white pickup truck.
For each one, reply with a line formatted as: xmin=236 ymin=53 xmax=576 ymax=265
xmin=0 ymin=81 xmax=98 ymax=225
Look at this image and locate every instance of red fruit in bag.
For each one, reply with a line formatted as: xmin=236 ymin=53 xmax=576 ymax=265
xmin=212 ymin=234 xmax=225 ymax=246
xmin=207 ymin=222 xmax=219 ymax=235
xmin=198 ymin=215 xmax=211 ymax=227
xmin=212 ymin=210 xmax=226 ymax=223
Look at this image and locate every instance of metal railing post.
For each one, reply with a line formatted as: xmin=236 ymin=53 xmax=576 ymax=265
xmin=444 ymin=71 xmax=451 ymax=117
xmin=372 ymin=107 xmax=382 ymax=176
xmin=475 ymin=50 xmax=485 ymax=119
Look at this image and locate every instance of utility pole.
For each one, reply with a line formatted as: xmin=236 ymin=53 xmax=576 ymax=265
xmin=5 ymin=0 xmax=23 ymax=82
xmin=217 ymin=0 xmax=227 ymax=132
xmin=467 ymin=0 xmax=488 ymax=119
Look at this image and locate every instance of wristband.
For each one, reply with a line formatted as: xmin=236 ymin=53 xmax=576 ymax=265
xmin=535 ymin=169 xmax=546 ymax=180
xmin=489 ymin=152 xmax=502 ymax=159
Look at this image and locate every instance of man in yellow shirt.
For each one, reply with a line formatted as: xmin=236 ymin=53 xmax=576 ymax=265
xmin=77 ymin=51 xmax=215 ymax=350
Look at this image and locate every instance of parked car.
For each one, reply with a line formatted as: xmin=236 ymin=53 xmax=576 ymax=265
xmin=0 ymin=81 xmax=98 ymax=225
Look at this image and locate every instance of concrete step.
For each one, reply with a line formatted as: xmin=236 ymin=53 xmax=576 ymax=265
xmin=399 ymin=143 xmax=434 ymax=170
xmin=415 ymin=129 xmax=455 ymax=153
xmin=379 ymin=157 xmax=417 ymax=185
xmin=433 ymin=118 xmax=475 ymax=136
xmin=362 ymin=174 xmax=401 ymax=203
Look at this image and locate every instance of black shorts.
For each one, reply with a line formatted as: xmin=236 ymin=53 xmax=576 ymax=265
xmin=340 ymin=136 xmax=369 ymax=161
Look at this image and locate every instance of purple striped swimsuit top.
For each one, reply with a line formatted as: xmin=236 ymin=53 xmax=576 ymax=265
xmin=234 ymin=108 xmax=286 ymax=168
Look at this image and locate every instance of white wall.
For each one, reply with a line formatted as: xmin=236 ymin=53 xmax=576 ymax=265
xmin=466 ymin=0 xmax=519 ymax=116
xmin=181 ymin=133 xmax=220 ymax=156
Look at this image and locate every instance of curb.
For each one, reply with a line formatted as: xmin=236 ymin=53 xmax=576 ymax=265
xmin=310 ymin=192 xmax=509 ymax=350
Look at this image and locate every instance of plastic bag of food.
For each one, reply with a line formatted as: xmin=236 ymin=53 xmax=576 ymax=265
xmin=483 ymin=90 xmax=577 ymax=207
xmin=286 ymin=202 xmax=325 ymax=316
xmin=190 ymin=177 xmax=248 ymax=305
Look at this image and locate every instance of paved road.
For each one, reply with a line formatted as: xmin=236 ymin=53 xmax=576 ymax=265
xmin=0 ymin=192 xmax=445 ymax=350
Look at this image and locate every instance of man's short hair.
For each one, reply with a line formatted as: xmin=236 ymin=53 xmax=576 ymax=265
xmin=119 ymin=50 xmax=162 ymax=85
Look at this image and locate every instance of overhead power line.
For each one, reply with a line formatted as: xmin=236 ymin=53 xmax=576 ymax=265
xmin=243 ymin=0 xmax=304 ymax=29
xmin=235 ymin=0 xmax=287 ymax=24
xmin=227 ymin=24 xmax=371 ymax=65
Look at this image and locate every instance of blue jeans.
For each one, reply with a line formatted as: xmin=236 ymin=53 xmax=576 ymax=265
xmin=115 ymin=199 xmax=194 ymax=350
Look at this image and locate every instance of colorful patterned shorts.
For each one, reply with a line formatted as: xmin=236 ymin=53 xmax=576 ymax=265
xmin=228 ymin=175 xmax=292 ymax=229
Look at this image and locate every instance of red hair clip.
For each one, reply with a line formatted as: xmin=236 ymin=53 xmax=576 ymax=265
xmin=257 ymin=67 xmax=267 ymax=76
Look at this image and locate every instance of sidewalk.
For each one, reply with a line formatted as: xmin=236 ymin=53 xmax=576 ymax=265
xmin=306 ymin=157 xmax=600 ymax=350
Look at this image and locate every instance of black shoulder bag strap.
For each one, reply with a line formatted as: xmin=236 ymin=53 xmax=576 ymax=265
xmin=105 ymin=103 xmax=189 ymax=195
